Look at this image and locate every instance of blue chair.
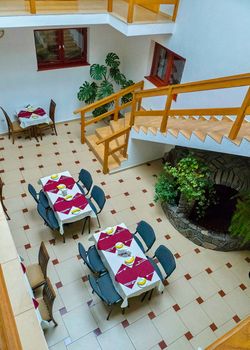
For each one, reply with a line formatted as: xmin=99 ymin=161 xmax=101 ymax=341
xmin=37 ymin=203 xmax=64 ymax=242
xmin=77 ymin=169 xmax=93 ymax=196
xmin=78 ymin=242 xmax=106 ymax=275
xmin=133 ymin=220 xmax=156 ymax=253
xmin=82 ymin=185 xmax=106 ymax=233
xmin=143 ymin=245 xmax=176 ymax=301
xmin=28 ymin=184 xmax=49 ymax=209
xmin=88 ymin=273 xmax=123 ymax=320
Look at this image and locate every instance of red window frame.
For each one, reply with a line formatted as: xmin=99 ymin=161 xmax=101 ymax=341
xmin=146 ymin=43 xmax=185 ymax=88
xmin=34 ymin=28 xmax=89 ymax=71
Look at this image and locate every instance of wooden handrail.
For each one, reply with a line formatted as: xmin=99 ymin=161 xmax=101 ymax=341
xmin=134 ymin=107 xmax=240 ymax=117
xmin=96 ymin=126 xmax=131 ymax=145
xmin=0 ymin=265 xmax=23 ymax=350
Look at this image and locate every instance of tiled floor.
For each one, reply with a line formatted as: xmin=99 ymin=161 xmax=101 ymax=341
xmin=0 ymin=120 xmax=249 ymax=350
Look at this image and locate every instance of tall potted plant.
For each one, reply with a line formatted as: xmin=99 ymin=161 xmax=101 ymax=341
xmin=77 ymin=52 xmax=134 ymax=117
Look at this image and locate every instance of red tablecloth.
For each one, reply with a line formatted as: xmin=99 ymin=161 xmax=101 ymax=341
xmin=18 ymin=107 xmax=46 ymax=119
xmin=53 ymin=192 xmax=88 ymax=215
xmin=97 ymin=226 xmax=133 ymax=253
xmin=115 ymin=257 xmax=155 ymax=289
xmin=43 ymin=175 xmax=75 ymax=194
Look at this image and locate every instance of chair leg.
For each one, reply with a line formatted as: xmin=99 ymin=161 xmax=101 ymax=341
xmin=54 ymin=124 xmax=58 ymax=136
xmin=122 ymin=308 xmax=125 ymax=315
xmin=141 ymin=291 xmax=149 ymax=303
xmin=88 ymin=216 xmax=91 ymax=233
xmin=106 ymin=306 xmax=113 ymax=321
xmin=96 ymin=214 xmax=101 ymax=228
xmin=52 ymin=317 xmax=58 ymax=327
xmin=148 ymin=289 xmax=154 ymax=301
xmin=82 ymin=217 xmax=88 ymax=235
xmin=12 ymin=132 xmax=15 ymax=144
xmin=63 ymin=234 xmax=65 ymax=243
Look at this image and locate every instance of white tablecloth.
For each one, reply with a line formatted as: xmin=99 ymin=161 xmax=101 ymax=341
xmin=16 ymin=106 xmax=51 ymax=129
xmin=40 ymin=171 xmax=95 ymax=235
xmin=92 ymin=223 xmax=164 ymax=308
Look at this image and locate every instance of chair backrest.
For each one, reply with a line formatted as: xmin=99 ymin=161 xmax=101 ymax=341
xmin=79 ymin=169 xmax=93 ymax=193
xmin=155 ymin=245 xmax=176 ymax=279
xmin=37 ymin=203 xmax=58 ymax=230
xmin=28 ymin=183 xmax=38 ymax=203
xmin=38 ymin=241 xmax=50 ymax=278
xmin=91 ymin=185 xmax=106 ymax=212
xmin=78 ymin=242 xmax=95 ymax=273
xmin=0 ymin=107 xmax=13 ymax=130
xmin=136 ymin=220 xmax=156 ymax=251
xmin=88 ymin=274 xmax=108 ymax=304
xmin=43 ymin=277 xmax=56 ymax=321
xmin=49 ymin=99 xmax=56 ymax=123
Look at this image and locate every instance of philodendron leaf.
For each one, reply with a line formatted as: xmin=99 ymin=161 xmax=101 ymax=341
xmin=121 ymin=80 xmax=135 ymax=104
xmin=77 ymin=81 xmax=98 ymax=103
xmin=96 ymin=80 xmax=114 ymax=100
xmin=90 ymin=64 xmax=107 ymax=80
xmin=105 ymin=52 xmax=120 ymax=68
xmin=109 ymin=67 xmax=126 ymax=85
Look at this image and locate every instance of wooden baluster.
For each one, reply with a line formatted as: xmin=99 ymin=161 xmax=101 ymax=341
xmin=123 ymin=129 xmax=130 ymax=158
xmin=137 ymin=81 xmax=144 ymax=111
xmin=172 ymin=0 xmax=180 ymax=21
xmin=29 ymin=0 xmax=36 ymax=14
xmin=103 ymin=140 xmax=109 ymax=174
xmin=81 ymin=111 xmax=86 ymax=144
xmin=129 ymin=93 xmax=137 ymax=127
xmin=228 ymin=87 xmax=250 ymax=140
xmin=113 ymin=96 xmax=119 ymax=121
xmin=160 ymin=88 xmax=173 ymax=133
xmin=107 ymin=0 xmax=113 ymax=12
xmin=127 ymin=0 xmax=135 ymax=23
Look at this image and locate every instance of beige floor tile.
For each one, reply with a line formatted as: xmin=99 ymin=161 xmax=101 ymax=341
xmin=148 ymin=289 xmax=175 ymax=316
xmin=59 ymin=279 xmax=90 ymax=311
xmin=52 ymin=239 xmax=78 ymax=262
xmin=125 ymin=297 xmax=152 ymax=324
xmin=44 ymin=311 xmax=69 ymax=347
xmin=114 ymin=208 xmax=141 ymax=226
xmin=62 ymin=304 xmax=97 ymax=341
xmin=97 ymin=324 xmax=135 ymax=350
xmin=214 ymin=318 xmax=236 ymax=338
xmin=223 ymin=287 xmax=250 ymax=319
xmin=67 ymin=332 xmax=101 ymax=350
xmin=55 ymin=257 xmax=85 ymax=285
xmin=179 ymin=300 xmax=212 ymax=336
xmin=50 ymin=340 xmax=67 ymax=350
xmin=168 ymin=277 xmax=198 ymax=308
xmin=126 ymin=315 xmax=162 ymax=350
xmin=178 ymin=251 xmax=209 ymax=277
xmin=211 ymin=266 xmax=241 ymax=294
xmin=166 ymin=336 xmax=193 ymax=350
xmin=10 ymin=227 xmax=29 ymax=249
xmin=230 ymin=259 xmax=250 ymax=286
xmin=5 ymin=196 xmax=26 ymax=213
xmin=201 ymin=293 xmax=235 ymax=327
xmin=153 ymin=308 xmax=187 ymax=345
xmin=190 ymin=327 xmax=217 ymax=350
xmin=189 ymin=271 xmax=221 ymax=300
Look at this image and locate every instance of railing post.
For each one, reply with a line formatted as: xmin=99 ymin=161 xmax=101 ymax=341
xmin=160 ymin=88 xmax=173 ymax=133
xmin=123 ymin=130 xmax=130 ymax=158
xmin=127 ymin=0 xmax=135 ymax=23
xmin=113 ymin=96 xmax=119 ymax=121
xmin=172 ymin=0 xmax=180 ymax=21
xmin=103 ymin=140 xmax=109 ymax=174
xmin=81 ymin=112 xmax=86 ymax=144
xmin=129 ymin=93 xmax=137 ymax=127
xmin=29 ymin=0 xmax=36 ymax=14
xmin=137 ymin=81 xmax=144 ymax=111
xmin=107 ymin=0 xmax=113 ymax=12
xmin=228 ymin=87 xmax=250 ymax=140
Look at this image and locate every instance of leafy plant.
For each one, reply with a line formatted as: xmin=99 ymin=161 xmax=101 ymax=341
xmin=154 ymin=171 xmax=178 ymax=205
xmin=229 ymin=192 xmax=250 ymax=244
xmin=77 ymin=52 xmax=134 ymax=117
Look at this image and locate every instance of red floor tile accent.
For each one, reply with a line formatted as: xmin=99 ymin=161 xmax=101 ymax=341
xmin=67 ymin=132 xmax=71 ymax=134
xmin=35 ymin=144 xmax=40 ymax=147
xmin=55 ymin=152 xmax=60 ymax=155
xmin=82 ymin=275 xmax=88 ymax=282
xmin=149 ymin=203 xmax=155 ymax=207
xmin=52 ymin=259 xmax=59 ymax=265
xmin=165 ymin=234 xmax=171 ymax=240
xmin=136 ymin=176 xmax=141 ymax=180
xmin=64 ymin=123 xmax=68 ymax=126
xmin=156 ymin=218 xmax=162 ymax=222
xmin=0 ymin=170 xmax=4 ymax=174
xmin=245 ymin=257 xmax=250 ymax=263
xmin=163 ymin=280 xmax=169 ymax=286
xmin=57 ymin=162 xmax=62 ymax=166
xmin=184 ymin=273 xmax=192 ymax=280
xmin=124 ymin=192 xmax=129 ymax=196
xmin=119 ymin=179 xmax=124 ymax=183
xmin=37 ymin=154 xmax=42 ymax=157
xmin=142 ymin=189 xmax=147 ymax=193
xmin=106 ymin=195 xmax=111 ymax=199
xmin=101 ymin=181 xmax=106 ymax=186
xmin=19 ymin=167 xmax=24 ymax=171
xmin=205 ymin=267 xmax=213 ymax=274
xmin=55 ymin=282 xmax=63 ymax=289
xmin=49 ymin=239 xmax=56 ymax=245
xmin=173 ymin=304 xmax=180 ymax=312
xmin=21 ymin=193 xmax=27 ymax=198
xmin=72 ymin=150 xmax=77 ymax=154
xmin=22 ymin=208 xmax=28 ymax=213
xmin=18 ymin=145 xmax=23 ymax=149
xmin=24 ymin=243 xmax=31 ymax=249
xmin=174 ymin=253 xmax=181 ymax=259
xmin=59 ymin=307 xmax=67 ymax=316
xmin=218 ymin=290 xmax=226 ymax=297
xmin=72 ymin=234 xmax=79 ymax=240
xmin=38 ymin=165 xmax=44 ymax=168
xmin=196 ymin=297 xmax=204 ymax=304
xmin=77 ymin=254 xmax=81 ymax=260
xmin=69 ymin=141 xmax=74 ymax=144
xmin=194 ymin=248 xmax=201 ymax=254
xmin=96 ymin=170 xmax=101 ymax=173
xmin=185 ymin=331 xmax=193 ymax=341
xmin=23 ymin=225 xmax=30 ymax=230
xmin=111 ymin=209 xmax=117 ymax=214
xmin=87 ymin=299 xmax=93 ymax=306
xmin=92 ymin=158 xmax=97 ymax=162
xmin=75 ymin=161 xmax=80 ymax=164
xmin=226 ymin=262 xmax=232 ymax=268
xmin=20 ymin=179 xmax=25 ymax=184
xmin=130 ymin=206 xmax=136 ymax=211
xmin=19 ymin=156 xmax=24 ymax=159
xmin=0 ymin=158 xmax=4 ymax=161
xmin=121 ymin=319 xmax=129 ymax=328
xmin=53 ymin=142 xmax=57 ymax=145
xmin=93 ymin=328 xmax=102 ymax=336
xmin=239 ymin=283 xmax=247 ymax=291
xmin=148 ymin=311 xmax=156 ymax=319
xmin=233 ymin=315 xmax=241 ymax=323
xmin=210 ymin=323 xmax=218 ymax=332
xmin=0 ymin=147 xmax=4 ymax=151
xmin=158 ymin=340 xmax=167 ymax=349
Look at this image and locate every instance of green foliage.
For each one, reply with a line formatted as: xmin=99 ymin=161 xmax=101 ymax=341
xmin=154 ymin=154 xmax=215 ymax=218
xmin=77 ymin=52 xmax=134 ymax=117
xmin=229 ymin=192 xmax=250 ymax=244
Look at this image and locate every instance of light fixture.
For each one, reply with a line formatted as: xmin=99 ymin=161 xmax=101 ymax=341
xmin=0 ymin=30 xmax=4 ymax=39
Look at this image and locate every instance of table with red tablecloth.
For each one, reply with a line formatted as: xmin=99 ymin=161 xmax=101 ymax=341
xmin=17 ymin=105 xmax=51 ymax=129
xmin=92 ymin=223 xmax=164 ymax=308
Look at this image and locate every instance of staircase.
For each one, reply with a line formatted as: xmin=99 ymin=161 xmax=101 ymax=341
xmin=74 ymin=73 xmax=250 ymax=174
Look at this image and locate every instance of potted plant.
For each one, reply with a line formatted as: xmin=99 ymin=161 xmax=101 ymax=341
xmin=77 ymin=52 xmax=134 ymax=117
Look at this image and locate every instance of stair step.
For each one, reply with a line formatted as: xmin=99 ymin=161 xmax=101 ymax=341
xmin=148 ymin=127 xmax=158 ymax=135
xmin=167 ymin=128 xmax=179 ymax=137
xmin=179 ymin=129 xmax=193 ymax=139
xmin=192 ymin=130 xmax=207 ymax=141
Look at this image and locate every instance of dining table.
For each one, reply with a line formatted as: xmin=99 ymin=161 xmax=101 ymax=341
xmin=91 ymin=223 xmax=164 ymax=308
xmin=39 ymin=170 xmax=95 ymax=235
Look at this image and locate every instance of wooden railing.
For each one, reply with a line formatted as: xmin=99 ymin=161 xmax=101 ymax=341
xmin=130 ymin=73 xmax=250 ymax=140
xmin=0 ymin=265 xmax=23 ymax=350
xmin=108 ymin=0 xmax=180 ymax=23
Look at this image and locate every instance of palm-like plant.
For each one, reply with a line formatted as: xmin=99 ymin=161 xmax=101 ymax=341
xmin=77 ymin=52 xmax=134 ymax=117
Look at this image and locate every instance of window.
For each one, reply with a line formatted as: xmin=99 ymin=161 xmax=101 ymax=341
xmin=147 ymin=43 xmax=185 ymax=88
xmin=34 ymin=28 xmax=88 ymax=70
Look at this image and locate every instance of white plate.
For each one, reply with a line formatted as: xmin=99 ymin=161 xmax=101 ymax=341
xmin=64 ymin=195 xmax=73 ymax=201
xmin=104 ymin=227 xmax=115 ymax=235
xmin=137 ymin=277 xmax=147 ymax=288
xmin=71 ymin=209 xmax=81 ymax=215
xmin=50 ymin=174 xmax=59 ymax=180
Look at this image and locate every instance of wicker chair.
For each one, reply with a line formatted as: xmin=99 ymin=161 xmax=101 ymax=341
xmin=37 ymin=100 xmax=57 ymax=140
xmin=26 ymin=241 xmax=50 ymax=291
xmin=0 ymin=106 xmax=31 ymax=144
xmin=0 ymin=177 xmax=10 ymax=220
xmin=37 ymin=277 xmax=57 ymax=326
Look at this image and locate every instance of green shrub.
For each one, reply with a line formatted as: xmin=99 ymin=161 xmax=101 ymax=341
xmin=229 ymin=192 xmax=250 ymax=244
xmin=154 ymin=171 xmax=178 ymax=204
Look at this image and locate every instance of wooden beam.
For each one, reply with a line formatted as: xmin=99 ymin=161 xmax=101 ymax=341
xmin=160 ymin=89 xmax=173 ymax=132
xmin=127 ymin=0 xmax=135 ymax=23
xmin=172 ymin=0 xmax=180 ymax=21
xmin=107 ymin=0 xmax=113 ymax=12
